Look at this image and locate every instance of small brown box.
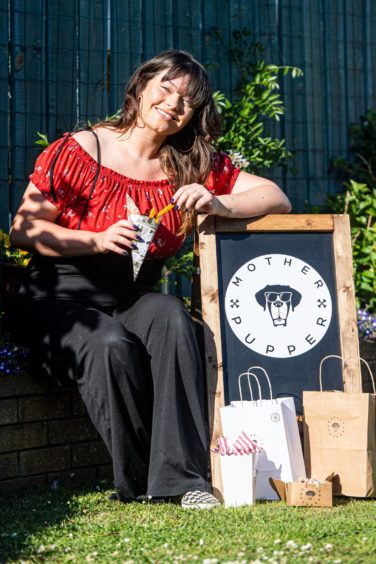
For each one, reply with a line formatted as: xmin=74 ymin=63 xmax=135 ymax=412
xmin=269 ymin=475 xmax=334 ymax=507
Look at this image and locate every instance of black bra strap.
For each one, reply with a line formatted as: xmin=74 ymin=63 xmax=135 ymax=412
xmin=77 ymin=128 xmax=101 ymax=230
xmin=49 ymin=133 xmax=72 ymax=203
xmin=47 ymin=124 xmax=101 ymax=230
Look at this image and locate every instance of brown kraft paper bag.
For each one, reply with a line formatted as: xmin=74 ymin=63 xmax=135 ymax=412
xmin=303 ymin=355 xmax=376 ymax=497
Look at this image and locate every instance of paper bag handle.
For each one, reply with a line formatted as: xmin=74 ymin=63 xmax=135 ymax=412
xmin=345 ymin=356 xmax=376 ymax=395
xmin=319 ymin=355 xmax=345 ymax=391
xmin=238 ymin=371 xmax=262 ymax=405
xmin=247 ymin=366 xmax=273 ymax=400
xmin=319 ymin=354 xmax=375 ymax=394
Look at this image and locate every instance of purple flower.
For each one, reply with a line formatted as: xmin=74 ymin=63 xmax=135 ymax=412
xmin=357 ymin=309 xmax=376 ymax=340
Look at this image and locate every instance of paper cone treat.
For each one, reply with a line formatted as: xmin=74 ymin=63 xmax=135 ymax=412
xmin=129 ymin=214 xmax=159 ymax=280
xmin=126 ymin=194 xmax=175 ymax=280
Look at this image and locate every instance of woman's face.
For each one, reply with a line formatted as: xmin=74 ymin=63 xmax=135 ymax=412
xmin=137 ymin=70 xmax=195 ymax=137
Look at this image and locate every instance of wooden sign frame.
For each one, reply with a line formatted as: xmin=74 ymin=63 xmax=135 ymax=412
xmin=197 ymin=214 xmax=360 ymax=496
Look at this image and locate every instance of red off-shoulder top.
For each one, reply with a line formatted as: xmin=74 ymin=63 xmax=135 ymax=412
xmin=29 ymin=135 xmax=240 ymax=259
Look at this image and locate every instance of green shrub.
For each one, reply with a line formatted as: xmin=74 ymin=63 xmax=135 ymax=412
xmin=214 ymin=61 xmax=302 ymax=173
xmin=324 ymin=111 xmax=376 ymax=311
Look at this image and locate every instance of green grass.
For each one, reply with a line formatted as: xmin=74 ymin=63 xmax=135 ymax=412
xmin=0 ymin=482 xmax=375 ymax=563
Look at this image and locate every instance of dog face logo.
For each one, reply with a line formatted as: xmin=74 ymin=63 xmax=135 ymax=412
xmin=300 ymin=486 xmax=321 ymax=506
xmin=255 ymin=285 xmax=302 ymax=327
xmin=327 ymin=416 xmax=345 ymax=438
xmin=224 ymin=254 xmax=333 ymax=358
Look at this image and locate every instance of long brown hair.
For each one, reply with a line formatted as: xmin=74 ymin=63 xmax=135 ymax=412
xmin=100 ymin=50 xmax=221 ymax=234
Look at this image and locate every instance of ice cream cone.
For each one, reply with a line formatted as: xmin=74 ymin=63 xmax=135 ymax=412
xmin=129 ymin=214 xmax=159 ymax=280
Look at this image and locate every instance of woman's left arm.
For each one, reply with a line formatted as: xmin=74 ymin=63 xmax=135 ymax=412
xmin=215 ymin=171 xmax=291 ymax=217
xmin=173 ymin=171 xmax=291 ymax=218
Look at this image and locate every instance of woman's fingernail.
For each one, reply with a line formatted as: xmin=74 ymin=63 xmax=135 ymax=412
xmin=136 ymin=235 xmax=144 ymax=242
xmin=174 ymin=204 xmax=179 ymax=210
xmin=170 ymin=197 xmax=175 ymax=203
xmin=132 ymin=224 xmax=140 ymax=231
xmin=185 ymin=207 xmax=189 ymax=212
xmin=132 ymin=243 xmax=138 ymax=250
xmin=123 ymin=251 xmax=129 ymax=256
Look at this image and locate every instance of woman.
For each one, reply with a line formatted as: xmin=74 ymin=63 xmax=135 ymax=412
xmin=9 ymin=50 xmax=291 ymax=509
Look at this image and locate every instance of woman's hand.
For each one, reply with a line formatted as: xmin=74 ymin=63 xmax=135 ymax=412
xmin=172 ymin=183 xmax=228 ymax=215
xmin=95 ymin=219 xmax=140 ymax=256
xmin=171 ymin=172 xmax=292 ymax=220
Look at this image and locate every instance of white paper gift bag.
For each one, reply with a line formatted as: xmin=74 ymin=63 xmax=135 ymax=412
xmin=220 ymin=367 xmax=305 ymax=500
xmin=212 ymin=433 xmax=260 ymax=508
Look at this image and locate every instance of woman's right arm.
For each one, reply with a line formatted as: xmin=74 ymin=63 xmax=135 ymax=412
xmin=10 ymin=182 xmax=138 ymax=257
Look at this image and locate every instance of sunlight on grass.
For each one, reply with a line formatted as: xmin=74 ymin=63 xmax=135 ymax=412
xmin=0 ymin=483 xmax=375 ymax=563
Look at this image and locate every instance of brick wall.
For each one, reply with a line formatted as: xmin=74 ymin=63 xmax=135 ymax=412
xmin=360 ymin=339 xmax=376 ymax=393
xmin=0 ymin=340 xmax=375 ymax=492
xmin=0 ymin=372 xmax=113 ymax=492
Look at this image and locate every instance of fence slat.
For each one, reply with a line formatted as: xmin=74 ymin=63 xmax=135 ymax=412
xmin=2 ymin=0 xmax=376 ymax=231
xmin=0 ymin=0 xmax=9 ymax=229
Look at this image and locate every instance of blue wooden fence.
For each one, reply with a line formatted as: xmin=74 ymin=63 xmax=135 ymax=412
xmin=1 ymin=0 xmax=376 ymax=231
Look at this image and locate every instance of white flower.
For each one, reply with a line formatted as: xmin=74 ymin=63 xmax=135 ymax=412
xmin=362 ymin=537 xmax=368 ymax=543
xmin=274 ymin=539 xmax=281 ymax=545
xmin=256 ymin=547 xmax=264 ymax=553
xmin=124 ymin=538 xmax=130 ymax=543
xmin=286 ymin=540 xmax=298 ymax=549
xmin=199 ymin=538 xmax=204 ymax=546
xmin=36 ymin=545 xmax=46 ymax=554
xmin=325 ymin=543 xmax=333 ymax=551
xmin=301 ymin=543 xmax=312 ymax=551
xmin=163 ymin=543 xmax=169 ymax=548
xmin=228 ymin=151 xmax=250 ymax=169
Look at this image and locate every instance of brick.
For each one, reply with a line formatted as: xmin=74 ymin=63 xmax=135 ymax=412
xmin=48 ymin=466 xmax=97 ymax=485
xmin=48 ymin=416 xmax=99 ymax=445
xmin=19 ymin=445 xmax=71 ymax=476
xmin=18 ymin=393 xmax=72 ymax=422
xmin=0 ymin=372 xmax=48 ymax=399
xmin=72 ymin=393 xmax=89 ymax=416
xmin=0 ymin=452 xmax=18 ymax=480
xmin=0 ymin=422 xmax=47 ymax=453
xmin=72 ymin=440 xmax=111 ymax=468
xmin=0 ymin=467 xmax=103 ymax=494
xmin=0 ymin=473 xmax=47 ymax=494
xmin=360 ymin=339 xmax=376 ymax=361
xmin=96 ymin=464 xmax=114 ymax=481
xmin=0 ymin=399 xmax=17 ymax=425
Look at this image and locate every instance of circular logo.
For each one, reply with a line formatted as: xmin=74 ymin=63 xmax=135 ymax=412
xmin=300 ymin=486 xmax=321 ymax=506
xmin=224 ymin=254 xmax=333 ymax=358
xmin=327 ymin=416 xmax=345 ymax=438
xmin=271 ymin=412 xmax=281 ymax=423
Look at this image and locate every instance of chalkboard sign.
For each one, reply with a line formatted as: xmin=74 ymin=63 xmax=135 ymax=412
xmin=198 ymin=214 xmax=361 ymax=494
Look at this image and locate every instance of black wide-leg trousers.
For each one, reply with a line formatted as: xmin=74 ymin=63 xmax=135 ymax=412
xmin=10 ymin=293 xmax=210 ymax=500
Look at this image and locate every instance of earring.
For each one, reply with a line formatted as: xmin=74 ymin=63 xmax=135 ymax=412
xmin=137 ymin=94 xmax=145 ymax=128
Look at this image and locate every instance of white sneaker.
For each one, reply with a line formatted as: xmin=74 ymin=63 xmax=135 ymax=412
xmin=181 ymin=490 xmax=221 ymax=510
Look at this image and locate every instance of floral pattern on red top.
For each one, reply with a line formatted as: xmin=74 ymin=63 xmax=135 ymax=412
xmin=29 ymin=136 xmax=240 ymax=259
